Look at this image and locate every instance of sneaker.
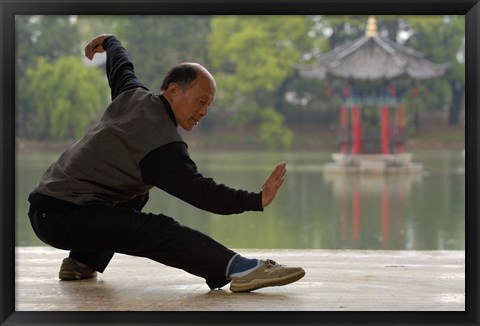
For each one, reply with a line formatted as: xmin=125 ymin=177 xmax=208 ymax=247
xmin=229 ymin=259 xmax=305 ymax=293
xmin=59 ymin=257 xmax=97 ymax=280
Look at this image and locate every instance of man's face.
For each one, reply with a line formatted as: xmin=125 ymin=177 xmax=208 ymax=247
xmin=166 ymin=72 xmax=216 ymax=131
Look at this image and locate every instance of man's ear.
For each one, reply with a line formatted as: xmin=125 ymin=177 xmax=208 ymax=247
xmin=165 ymin=83 xmax=179 ymax=102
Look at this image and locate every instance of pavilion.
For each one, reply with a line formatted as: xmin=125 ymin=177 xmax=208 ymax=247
xmin=298 ymin=16 xmax=449 ymax=174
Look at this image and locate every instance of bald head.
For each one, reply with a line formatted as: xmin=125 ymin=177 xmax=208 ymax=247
xmin=160 ymin=62 xmax=216 ymax=132
xmin=160 ymin=62 xmax=215 ymax=93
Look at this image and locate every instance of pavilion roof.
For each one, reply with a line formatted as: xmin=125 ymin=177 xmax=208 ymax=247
xmin=298 ymin=17 xmax=449 ymax=81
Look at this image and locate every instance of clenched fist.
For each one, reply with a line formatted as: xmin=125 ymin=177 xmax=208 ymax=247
xmin=84 ymin=34 xmax=113 ymax=60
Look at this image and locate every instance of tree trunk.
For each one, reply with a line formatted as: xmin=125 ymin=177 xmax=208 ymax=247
xmin=448 ymin=80 xmax=465 ymax=125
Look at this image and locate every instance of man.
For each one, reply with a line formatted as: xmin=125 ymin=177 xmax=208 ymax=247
xmin=27 ymin=34 xmax=305 ymax=293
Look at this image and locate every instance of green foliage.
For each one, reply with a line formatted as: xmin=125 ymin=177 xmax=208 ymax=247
xmin=405 ymin=16 xmax=464 ymax=79
xmin=16 ymin=16 xmax=84 ymax=138
xmin=118 ymin=16 xmax=212 ymax=91
xmin=226 ymin=97 xmax=259 ymax=128
xmin=258 ymin=108 xmax=294 ymax=150
xmin=27 ymin=56 xmax=109 ymax=140
xmin=76 ymin=15 xmax=126 ymax=41
xmin=16 ymin=15 xmax=465 ymax=143
xmin=16 ymin=16 xmax=81 ymax=65
xmin=403 ymin=16 xmax=464 ymax=124
xmin=208 ymin=16 xmax=311 ymax=143
xmin=208 ymin=15 xmax=311 ymax=99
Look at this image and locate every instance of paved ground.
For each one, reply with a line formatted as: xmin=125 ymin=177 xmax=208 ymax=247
xmin=15 ymin=247 xmax=464 ymax=311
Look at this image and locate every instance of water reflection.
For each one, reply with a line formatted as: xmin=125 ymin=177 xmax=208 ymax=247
xmin=16 ymin=150 xmax=464 ymax=250
xmin=323 ymin=173 xmax=423 ymax=249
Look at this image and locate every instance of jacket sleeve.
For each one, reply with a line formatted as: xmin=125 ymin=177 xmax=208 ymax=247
xmin=139 ymin=142 xmax=263 ymax=215
xmin=102 ymin=36 xmax=148 ymax=100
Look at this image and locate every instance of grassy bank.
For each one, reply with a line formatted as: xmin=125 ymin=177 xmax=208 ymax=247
xmin=16 ymin=116 xmax=464 ymax=154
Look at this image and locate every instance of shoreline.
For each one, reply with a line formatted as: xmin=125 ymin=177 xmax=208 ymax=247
xmin=15 ymin=114 xmax=465 ymax=153
xmin=15 ymin=135 xmax=465 ymax=154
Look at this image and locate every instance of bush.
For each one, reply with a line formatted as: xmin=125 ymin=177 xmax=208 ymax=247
xmin=258 ymin=108 xmax=294 ymax=150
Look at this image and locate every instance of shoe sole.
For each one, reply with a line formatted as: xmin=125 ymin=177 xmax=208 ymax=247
xmin=230 ymin=269 xmax=305 ymax=293
xmin=59 ymin=271 xmax=97 ymax=281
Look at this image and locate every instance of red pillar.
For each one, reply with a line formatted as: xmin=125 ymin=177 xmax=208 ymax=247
xmin=352 ymin=186 xmax=361 ymax=247
xmin=396 ymin=189 xmax=405 ymax=246
xmin=381 ymin=188 xmax=390 ymax=248
xmin=340 ymin=105 xmax=347 ymax=153
xmin=396 ymin=105 xmax=404 ymax=154
xmin=351 ymin=105 xmax=361 ymax=155
xmin=381 ymin=105 xmax=390 ymax=154
xmin=341 ymin=191 xmax=347 ymax=244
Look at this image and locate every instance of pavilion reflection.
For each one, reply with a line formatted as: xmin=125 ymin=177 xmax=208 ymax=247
xmin=323 ymin=172 xmax=423 ymax=249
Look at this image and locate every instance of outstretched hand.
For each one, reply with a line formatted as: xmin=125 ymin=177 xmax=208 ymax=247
xmin=84 ymin=34 xmax=112 ymax=60
xmin=261 ymin=161 xmax=287 ymax=208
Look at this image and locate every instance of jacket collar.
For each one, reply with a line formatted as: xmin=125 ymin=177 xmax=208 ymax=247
xmin=158 ymin=94 xmax=177 ymax=126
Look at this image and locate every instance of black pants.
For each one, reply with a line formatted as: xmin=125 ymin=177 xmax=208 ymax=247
xmin=28 ymin=203 xmax=236 ymax=289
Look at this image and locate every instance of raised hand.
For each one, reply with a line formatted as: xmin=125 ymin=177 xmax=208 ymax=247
xmin=84 ymin=34 xmax=112 ymax=60
xmin=261 ymin=161 xmax=287 ymax=208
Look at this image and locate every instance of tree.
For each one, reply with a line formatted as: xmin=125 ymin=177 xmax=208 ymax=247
xmin=208 ymin=15 xmax=312 ymax=148
xmin=16 ymin=15 xmax=81 ymax=64
xmin=27 ymin=56 xmax=109 ymax=140
xmin=258 ymin=108 xmax=293 ymax=150
xmin=209 ymin=16 xmax=311 ymax=98
xmin=117 ymin=16 xmax=212 ymax=92
xmin=76 ymin=15 xmax=126 ymax=42
xmin=16 ymin=15 xmax=83 ymax=139
xmin=403 ymin=16 xmax=465 ymax=124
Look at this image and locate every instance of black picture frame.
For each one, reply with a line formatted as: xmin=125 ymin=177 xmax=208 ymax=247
xmin=1 ymin=0 xmax=478 ymax=325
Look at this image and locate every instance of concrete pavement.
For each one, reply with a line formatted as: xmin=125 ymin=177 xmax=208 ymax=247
xmin=15 ymin=247 xmax=464 ymax=311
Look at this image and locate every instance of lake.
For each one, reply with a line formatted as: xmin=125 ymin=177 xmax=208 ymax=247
xmin=16 ymin=150 xmax=465 ymax=250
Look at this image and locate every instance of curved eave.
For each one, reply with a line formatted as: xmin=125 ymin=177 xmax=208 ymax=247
xmin=298 ymin=35 xmax=449 ymax=80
